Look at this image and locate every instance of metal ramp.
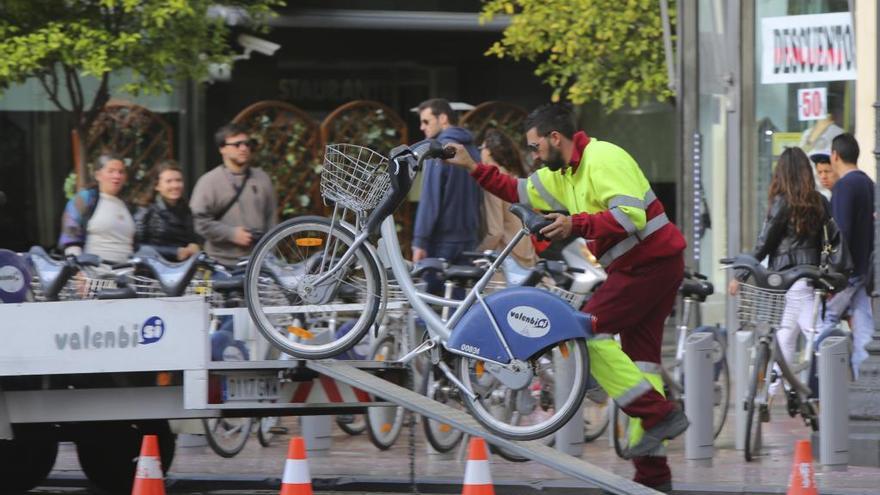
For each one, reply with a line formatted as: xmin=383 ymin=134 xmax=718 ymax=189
xmin=307 ymin=360 xmax=663 ymax=495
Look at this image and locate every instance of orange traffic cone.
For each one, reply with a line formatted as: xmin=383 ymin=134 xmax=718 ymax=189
xmin=462 ymin=437 xmax=494 ymax=495
xmin=280 ymin=437 xmax=313 ymax=495
xmin=787 ymin=439 xmax=818 ymax=495
xmin=131 ymin=435 xmax=165 ymax=495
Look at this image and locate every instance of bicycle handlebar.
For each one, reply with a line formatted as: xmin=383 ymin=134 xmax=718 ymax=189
xmin=721 ymin=254 xmax=847 ymax=291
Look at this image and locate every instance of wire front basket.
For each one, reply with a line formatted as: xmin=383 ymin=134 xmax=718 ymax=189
xmin=321 ymin=144 xmax=391 ymax=212
xmin=735 ymin=282 xmax=786 ymax=331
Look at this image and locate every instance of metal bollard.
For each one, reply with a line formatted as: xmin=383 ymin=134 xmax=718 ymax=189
xmin=819 ymin=336 xmax=849 ymax=469
xmin=684 ymin=332 xmax=714 ymax=464
xmin=733 ymin=331 xmax=753 ymax=451
xmin=301 ymin=415 xmax=332 ymax=457
xmin=554 ymin=345 xmax=584 ymax=456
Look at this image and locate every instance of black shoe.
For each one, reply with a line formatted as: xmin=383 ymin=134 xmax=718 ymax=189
xmin=600 ymin=480 xmax=672 ymax=494
xmin=623 ymin=408 xmax=689 ymax=459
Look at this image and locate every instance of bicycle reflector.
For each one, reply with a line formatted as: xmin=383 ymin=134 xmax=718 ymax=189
xmin=295 ymin=237 xmax=323 ymax=247
xmin=287 ymin=326 xmax=315 ymax=339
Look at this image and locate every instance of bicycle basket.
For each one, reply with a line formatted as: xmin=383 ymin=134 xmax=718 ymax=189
xmin=321 ymin=144 xmax=391 ymax=212
xmin=735 ymin=283 xmax=786 ymax=330
xmin=538 ymin=283 xmax=587 ymax=310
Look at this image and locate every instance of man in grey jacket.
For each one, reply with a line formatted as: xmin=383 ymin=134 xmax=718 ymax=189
xmin=190 ymin=122 xmax=277 ymax=268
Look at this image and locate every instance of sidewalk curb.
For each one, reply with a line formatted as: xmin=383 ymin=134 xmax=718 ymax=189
xmin=45 ymin=473 xmax=874 ymax=495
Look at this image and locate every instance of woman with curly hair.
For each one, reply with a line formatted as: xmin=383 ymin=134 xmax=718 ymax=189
xmin=729 ymin=146 xmax=831 ymax=396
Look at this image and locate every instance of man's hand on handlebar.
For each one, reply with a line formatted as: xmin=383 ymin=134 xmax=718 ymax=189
xmin=442 ymin=143 xmax=477 ymax=172
xmin=540 ymin=213 xmax=572 ymax=241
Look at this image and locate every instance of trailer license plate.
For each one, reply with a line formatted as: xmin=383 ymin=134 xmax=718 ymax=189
xmin=225 ymin=376 xmax=280 ymax=401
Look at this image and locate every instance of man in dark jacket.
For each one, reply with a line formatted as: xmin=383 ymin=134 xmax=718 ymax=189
xmin=412 ymin=98 xmax=482 ymax=292
xmin=816 ymin=133 xmax=875 ymax=378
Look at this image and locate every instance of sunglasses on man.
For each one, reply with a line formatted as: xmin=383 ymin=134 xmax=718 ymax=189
xmin=224 ymin=139 xmax=256 ymax=149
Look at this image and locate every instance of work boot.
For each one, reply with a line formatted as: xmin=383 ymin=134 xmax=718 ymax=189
xmin=600 ymin=480 xmax=672 ymax=494
xmin=623 ymin=408 xmax=689 ymax=459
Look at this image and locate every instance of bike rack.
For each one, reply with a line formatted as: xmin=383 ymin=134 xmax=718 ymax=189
xmin=733 ymin=331 xmax=754 ymax=451
xmin=818 ymin=336 xmax=849 ymax=469
xmin=684 ymin=332 xmax=715 ymax=464
xmin=307 ymin=360 xmax=665 ymax=495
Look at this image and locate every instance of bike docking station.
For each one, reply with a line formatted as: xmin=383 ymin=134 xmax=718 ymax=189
xmin=734 ymin=330 xmax=754 ymax=451
xmin=817 ymin=336 xmax=849 ymax=470
xmin=684 ymin=331 xmax=715 ymax=465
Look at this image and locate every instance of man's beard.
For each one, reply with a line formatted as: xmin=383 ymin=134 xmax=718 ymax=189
xmin=544 ymin=145 xmax=566 ymax=171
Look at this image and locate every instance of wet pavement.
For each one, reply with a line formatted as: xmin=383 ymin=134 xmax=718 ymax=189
xmin=47 ymin=401 xmax=879 ymax=495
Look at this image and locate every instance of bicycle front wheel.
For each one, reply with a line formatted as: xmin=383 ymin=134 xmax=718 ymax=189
xmin=459 ymin=338 xmax=589 ymax=441
xmin=246 ymin=216 xmax=382 ymax=359
xmin=744 ymin=341 xmax=770 ymax=462
xmin=202 ymin=417 xmax=253 ymax=458
xmin=421 ymin=366 xmax=465 ymax=453
xmin=583 ymin=385 xmax=611 ymax=442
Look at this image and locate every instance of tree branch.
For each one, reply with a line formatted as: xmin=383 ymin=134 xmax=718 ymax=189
xmin=84 ymin=71 xmax=111 ymax=131
xmin=62 ymin=64 xmax=83 ymax=117
xmin=36 ymin=70 xmax=70 ymax=113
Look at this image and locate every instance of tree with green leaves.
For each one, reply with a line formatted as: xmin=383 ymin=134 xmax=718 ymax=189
xmin=481 ymin=0 xmax=675 ymax=110
xmin=0 ymin=0 xmax=283 ymax=186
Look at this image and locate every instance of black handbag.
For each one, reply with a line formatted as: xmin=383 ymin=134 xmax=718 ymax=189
xmin=820 ymin=217 xmax=853 ymax=277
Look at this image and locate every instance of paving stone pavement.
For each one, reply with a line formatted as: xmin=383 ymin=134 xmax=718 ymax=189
xmin=48 ymin=402 xmax=880 ymax=495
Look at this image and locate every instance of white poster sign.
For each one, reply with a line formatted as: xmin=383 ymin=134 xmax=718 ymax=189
xmin=0 ymin=297 xmax=208 ymax=375
xmin=797 ymin=87 xmax=828 ymax=121
xmin=761 ymin=12 xmax=856 ymax=84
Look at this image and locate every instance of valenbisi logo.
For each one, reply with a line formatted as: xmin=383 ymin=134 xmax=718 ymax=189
xmin=54 ymin=316 xmax=166 ymax=350
xmin=506 ymin=306 xmax=551 ymax=338
xmin=0 ymin=266 xmax=25 ymax=293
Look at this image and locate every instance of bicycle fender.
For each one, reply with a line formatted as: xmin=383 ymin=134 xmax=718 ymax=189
xmin=447 ymin=287 xmax=592 ymax=363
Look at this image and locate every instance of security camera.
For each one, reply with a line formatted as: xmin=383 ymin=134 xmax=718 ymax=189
xmin=236 ymin=33 xmax=280 ymax=57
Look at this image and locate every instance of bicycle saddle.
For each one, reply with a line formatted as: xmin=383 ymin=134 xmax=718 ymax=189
xmin=28 ymin=246 xmax=100 ymax=300
xmin=212 ymin=275 xmax=244 ymax=293
xmin=680 ymin=278 xmax=714 ymax=301
xmin=444 ymin=265 xmax=487 ymax=285
xmin=509 ymin=204 xmax=554 ymax=238
xmin=412 ymin=258 xmax=447 ymax=278
xmin=133 ymin=247 xmax=204 ymax=297
xmin=96 ymin=286 xmax=138 ymax=300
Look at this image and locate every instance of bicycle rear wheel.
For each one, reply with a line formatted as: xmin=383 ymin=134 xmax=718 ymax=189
xmin=459 ymin=338 xmax=589 ymax=441
xmin=744 ymin=341 xmax=770 ymax=462
xmin=365 ymin=335 xmax=406 ymax=450
xmin=713 ymin=357 xmax=731 ymax=438
xmin=246 ymin=216 xmax=381 ymax=359
xmin=611 ymin=403 xmax=630 ymax=459
xmin=421 ymin=366 xmax=465 ymax=453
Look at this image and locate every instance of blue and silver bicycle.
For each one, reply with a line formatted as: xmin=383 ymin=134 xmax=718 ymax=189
xmin=245 ymin=141 xmax=595 ymax=440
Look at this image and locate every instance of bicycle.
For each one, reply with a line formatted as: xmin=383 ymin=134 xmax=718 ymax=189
xmin=246 ymin=141 xmax=594 ymax=440
xmin=722 ymin=254 xmax=845 ymax=462
xmin=611 ymin=270 xmax=730 ymax=457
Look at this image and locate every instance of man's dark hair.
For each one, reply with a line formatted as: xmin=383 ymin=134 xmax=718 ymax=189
xmin=418 ymin=98 xmax=458 ymax=125
xmin=523 ymin=103 xmax=576 ymax=139
xmin=831 ymin=133 xmax=859 ymax=164
xmin=214 ymin=122 xmax=251 ymax=148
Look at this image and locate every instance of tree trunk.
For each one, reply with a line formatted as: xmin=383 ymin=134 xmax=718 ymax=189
xmin=72 ymin=123 xmax=88 ymax=191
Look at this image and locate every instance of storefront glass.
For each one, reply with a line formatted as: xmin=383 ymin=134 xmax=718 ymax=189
xmin=696 ymin=0 xmax=732 ymax=323
xmin=748 ymin=0 xmax=855 ymax=244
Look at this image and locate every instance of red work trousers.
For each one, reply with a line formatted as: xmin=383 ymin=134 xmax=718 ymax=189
xmin=584 ymin=253 xmax=684 ymax=488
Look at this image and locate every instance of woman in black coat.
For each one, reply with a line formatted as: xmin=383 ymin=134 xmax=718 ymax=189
xmin=134 ymin=160 xmax=202 ymax=261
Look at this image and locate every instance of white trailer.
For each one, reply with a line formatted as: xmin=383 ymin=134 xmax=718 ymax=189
xmin=0 ymin=296 xmax=404 ymax=493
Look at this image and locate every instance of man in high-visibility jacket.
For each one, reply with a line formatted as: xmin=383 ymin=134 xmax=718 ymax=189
xmin=446 ymin=103 xmax=687 ymax=492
